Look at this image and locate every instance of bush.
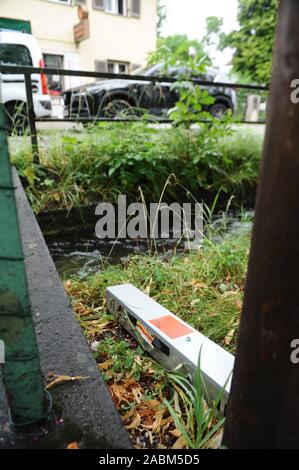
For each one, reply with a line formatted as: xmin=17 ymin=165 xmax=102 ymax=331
xmin=11 ymin=123 xmax=263 ymax=213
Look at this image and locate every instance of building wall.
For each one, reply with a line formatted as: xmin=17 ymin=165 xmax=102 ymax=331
xmin=1 ymin=0 xmax=157 ymax=87
xmin=81 ymin=0 xmax=157 ymax=71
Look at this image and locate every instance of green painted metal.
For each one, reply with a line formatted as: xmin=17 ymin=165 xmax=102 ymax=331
xmin=0 ymin=103 xmax=46 ymax=428
xmin=0 ymin=17 xmax=32 ymax=34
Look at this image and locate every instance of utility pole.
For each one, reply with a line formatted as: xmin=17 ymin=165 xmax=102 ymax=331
xmin=223 ymin=0 xmax=299 ymax=448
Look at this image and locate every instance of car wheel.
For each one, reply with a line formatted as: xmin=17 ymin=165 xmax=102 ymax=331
xmin=209 ymin=103 xmax=230 ymax=120
xmin=5 ymin=102 xmax=30 ymax=136
xmin=103 ymin=99 xmax=133 ymax=118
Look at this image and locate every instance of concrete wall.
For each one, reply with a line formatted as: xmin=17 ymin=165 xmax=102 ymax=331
xmin=1 ymin=0 xmax=157 ymax=88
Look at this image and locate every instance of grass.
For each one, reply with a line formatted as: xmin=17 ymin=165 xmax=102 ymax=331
xmin=9 ymin=120 xmax=258 ymax=447
xmin=10 ymin=123 xmax=263 ymax=213
xmin=64 ymin=221 xmax=251 ymax=448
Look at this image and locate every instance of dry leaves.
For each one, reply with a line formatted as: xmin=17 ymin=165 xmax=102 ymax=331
xmin=190 ymin=280 xmax=209 ymax=292
xmin=99 ymin=358 xmax=113 ymax=371
xmin=107 ymin=377 xmax=176 ymax=448
xmin=222 ymin=290 xmax=239 ymax=298
xmin=46 ymin=373 xmax=89 ymax=390
xmin=224 ymin=329 xmax=235 ymax=346
xmin=170 ymin=428 xmax=182 ymax=438
xmin=172 ymin=435 xmax=187 ymax=449
xmin=66 ymin=442 xmax=79 ymax=449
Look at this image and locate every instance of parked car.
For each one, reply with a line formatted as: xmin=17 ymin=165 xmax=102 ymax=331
xmin=0 ymin=30 xmax=52 ymax=134
xmin=63 ymin=63 xmax=236 ymax=120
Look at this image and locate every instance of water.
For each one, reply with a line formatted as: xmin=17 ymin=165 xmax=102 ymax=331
xmin=47 ymin=235 xmax=184 ymax=278
xmin=46 ymin=213 xmax=254 ymax=279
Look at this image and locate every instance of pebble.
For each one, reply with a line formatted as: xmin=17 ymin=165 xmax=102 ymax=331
xmin=90 ymin=341 xmax=100 ymax=352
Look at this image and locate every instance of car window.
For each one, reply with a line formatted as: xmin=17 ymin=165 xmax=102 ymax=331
xmin=0 ymin=43 xmax=32 ymax=66
xmin=133 ymin=64 xmax=161 ymax=77
xmin=145 ymin=64 xmax=164 ymax=77
xmin=172 ymin=66 xmax=190 ymax=78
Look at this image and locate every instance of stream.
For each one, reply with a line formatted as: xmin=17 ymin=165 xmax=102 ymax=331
xmin=46 ymin=236 xmax=182 ymax=278
xmin=46 ymin=213 xmax=253 ymax=279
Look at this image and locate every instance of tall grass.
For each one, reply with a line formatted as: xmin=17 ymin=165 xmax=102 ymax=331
xmin=165 ymin=353 xmax=227 ymax=449
xmin=68 ymin=224 xmax=250 ymax=352
xmin=66 ymin=222 xmax=251 ymax=448
xmin=10 ymin=123 xmax=263 ymax=213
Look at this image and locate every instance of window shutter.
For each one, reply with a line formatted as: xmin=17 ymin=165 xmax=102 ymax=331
xmin=131 ymin=0 xmax=141 ymax=17
xmin=93 ymin=0 xmax=104 ymax=10
xmin=130 ymin=63 xmax=141 ymax=72
xmin=95 ymin=60 xmax=107 ymax=74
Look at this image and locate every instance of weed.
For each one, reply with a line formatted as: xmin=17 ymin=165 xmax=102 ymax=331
xmin=165 ymin=352 xmax=228 ymax=449
xmin=65 ymin=224 xmax=251 ymax=448
xmin=10 ymin=125 xmax=263 ymax=213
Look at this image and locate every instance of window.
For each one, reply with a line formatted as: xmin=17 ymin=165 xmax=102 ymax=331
xmin=93 ymin=0 xmax=127 ymax=16
xmin=95 ymin=60 xmax=107 ymax=74
xmin=0 ymin=44 xmax=32 ymax=66
xmin=105 ymin=0 xmax=127 ymax=15
xmin=107 ymin=61 xmax=129 ymax=74
xmin=95 ymin=60 xmax=129 ymax=75
xmin=93 ymin=0 xmax=104 ymax=9
xmin=131 ymin=0 xmax=141 ymax=17
xmin=43 ymin=54 xmax=64 ymax=94
xmin=49 ymin=0 xmax=71 ymax=5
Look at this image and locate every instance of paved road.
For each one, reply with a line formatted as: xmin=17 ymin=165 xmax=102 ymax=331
xmin=36 ymin=120 xmax=266 ymax=134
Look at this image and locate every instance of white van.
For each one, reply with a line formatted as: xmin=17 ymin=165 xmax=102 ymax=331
xmin=0 ymin=30 xmax=52 ymax=134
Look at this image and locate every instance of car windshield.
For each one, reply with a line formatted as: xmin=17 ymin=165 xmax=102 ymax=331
xmin=132 ymin=63 xmax=163 ymax=77
xmin=132 ymin=63 xmax=214 ymax=80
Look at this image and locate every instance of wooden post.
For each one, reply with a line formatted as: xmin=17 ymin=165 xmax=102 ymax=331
xmin=245 ymin=95 xmax=261 ymax=122
xmin=223 ymin=0 xmax=299 ymax=449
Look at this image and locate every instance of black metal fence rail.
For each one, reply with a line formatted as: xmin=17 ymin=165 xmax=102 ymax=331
xmin=0 ymin=64 xmax=269 ymax=91
xmin=36 ymin=117 xmax=265 ymax=126
xmin=0 ymin=64 xmax=269 ymax=163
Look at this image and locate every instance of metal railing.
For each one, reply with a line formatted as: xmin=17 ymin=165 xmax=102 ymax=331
xmin=0 ymin=64 xmax=269 ymax=164
xmin=0 ymin=103 xmax=49 ymax=429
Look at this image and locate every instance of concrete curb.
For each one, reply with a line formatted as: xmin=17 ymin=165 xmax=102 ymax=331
xmin=0 ymin=170 xmax=131 ymax=449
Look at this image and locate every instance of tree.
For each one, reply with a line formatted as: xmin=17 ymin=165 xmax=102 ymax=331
xmin=155 ymin=34 xmax=207 ymax=63
xmin=156 ymin=0 xmax=167 ymax=38
xmin=221 ymin=0 xmax=279 ymax=84
xmin=202 ymin=16 xmax=224 ymax=49
xmin=147 ymin=35 xmax=215 ymax=127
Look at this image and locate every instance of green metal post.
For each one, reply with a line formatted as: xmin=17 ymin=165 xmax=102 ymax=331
xmin=0 ymin=103 xmax=47 ymax=428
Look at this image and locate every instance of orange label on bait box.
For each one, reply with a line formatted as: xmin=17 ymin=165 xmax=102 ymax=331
xmin=150 ymin=315 xmax=193 ymax=339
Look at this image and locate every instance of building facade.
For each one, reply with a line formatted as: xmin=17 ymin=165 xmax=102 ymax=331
xmin=0 ymin=0 xmax=157 ymax=89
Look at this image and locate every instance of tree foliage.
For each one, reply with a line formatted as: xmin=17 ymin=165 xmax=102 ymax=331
xmin=202 ymin=16 xmax=224 ymax=49
xmin=156 ymin=0 xmax=167 ymax=38
xmin=156 ymin=34 xmax=207 ymax=63
xmin=221 ymin=0 xmax=279 ymax=84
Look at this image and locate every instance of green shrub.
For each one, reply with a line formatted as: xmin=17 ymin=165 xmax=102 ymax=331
xmin=10 ymin=124 xmax=263 ymax=213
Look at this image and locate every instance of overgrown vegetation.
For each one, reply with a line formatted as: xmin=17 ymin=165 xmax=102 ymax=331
xmin=148 ymin=33 xmax=218 ymax=126
xmin=65 ymin=222 xmax=251 ymax=448
xmin=220 ymin=0 xmax=278 ymax=84
xmin=11 ymin=125 xmax=263 ymax=214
